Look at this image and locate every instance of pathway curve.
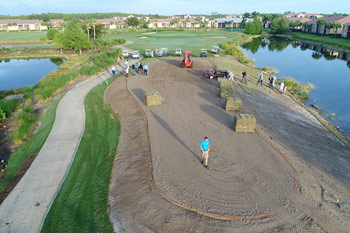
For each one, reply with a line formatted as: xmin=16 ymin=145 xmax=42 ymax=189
xmin=0 ymin=47 xmax=139 ymax=233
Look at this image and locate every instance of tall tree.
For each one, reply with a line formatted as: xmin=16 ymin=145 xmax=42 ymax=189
xmin=63 ymin=21 xmax=91 ymax=54
xmin=270 ymin=18 xmax=290 ymax=34
xmin=125 ymin=17 xmax=140 ymax=28
xmin=53 ymin=31 xmax=65 ymax=54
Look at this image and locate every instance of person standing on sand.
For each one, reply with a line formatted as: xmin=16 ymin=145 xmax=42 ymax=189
xmin=257 ymin=72 xmax=263 ymax=86
xmin=279 ymin=81 xmax=285 ymax=93
xmin=139 ymin=63 xmax=143 ymax=74
xmin=144 ymin=64 xmax=149 ymax=75
xmin=228 ymin=71 xmax=234 ymax=82
xmin=137 ymin=62 xmax=141 ymax=73
xmin=125 ymin=66 xmax=129 ymax=77
xmin=241 ymin=70 xmax=247 ymax=84
xmin=200 ymin=136 xmax=210 ymax=168
xmin=268 ymin=75 xmax=273 ymax=88
xmin=132 ymin=64 xmax=136 ymax=76
xmin=111 ymin=66 xmax=116 ymax=76
xmin=272 ymin=75 xmax=276 ymax=88
xmin=125 ymin=59 xmax=129 ymax=69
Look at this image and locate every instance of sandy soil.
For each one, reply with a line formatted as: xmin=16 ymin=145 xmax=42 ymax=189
xmin=106 ymin=58 xmax=350 ymax=232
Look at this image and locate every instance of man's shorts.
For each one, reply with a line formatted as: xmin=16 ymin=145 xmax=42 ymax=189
xmin=202 ymin=150 xmax=209 ymax=159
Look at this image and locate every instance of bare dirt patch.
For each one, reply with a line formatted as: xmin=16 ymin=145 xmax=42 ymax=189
xmin=107 ymin=58 xmax=350 ymax=232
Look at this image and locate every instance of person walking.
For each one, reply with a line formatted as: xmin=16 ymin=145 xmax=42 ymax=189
xmin=200 ymin=136 xmax=210 ymax=168
xmin=241 ymin=70 xmax=247 ymax=84
xmin=257 ymin=72 xmax=263 ymax=86
xmin=125 ymin=66 xmax=129 ymax=77
xmin=132 ymin=64 xmax=136 ymax=76
xmin=279 ymin=80 xmax=285 ymax=93
xmin=111 ymin=66 xmax=116 ymax=76
xmin=144 ymin=63 xmax=149 ymax=75
xmin=137 ymin=62 xmax=141 ymax=73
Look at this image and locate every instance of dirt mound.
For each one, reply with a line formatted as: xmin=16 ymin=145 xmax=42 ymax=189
xmin=106 ymin=58 xmax=350 ymax=232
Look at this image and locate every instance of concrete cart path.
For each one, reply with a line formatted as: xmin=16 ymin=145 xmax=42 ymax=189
xmin=0 ymin=56 xmax=140 ymax=233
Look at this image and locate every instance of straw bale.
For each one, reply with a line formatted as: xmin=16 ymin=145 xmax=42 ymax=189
xmin=220 ymin=79 xmax=232 ymax=88
xmin=225 ymin=97 xmax=242 ymax=111
xmin=234 ymin=114 xmax=256 ymax=133
xmin=220 ymin=87 xmax=234 ymax=99
xmin=144 ymin=92 xmax=162 ymax=107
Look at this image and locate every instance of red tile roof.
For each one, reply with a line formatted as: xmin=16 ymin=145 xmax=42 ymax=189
xmin=0 ymin=19 xmax=42 ymax=25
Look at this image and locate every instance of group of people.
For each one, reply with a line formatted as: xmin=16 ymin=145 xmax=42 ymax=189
xmin=123 ymin=60 xmax=149 ymax=77
xmin=256 ymin=72 xmax=286 ymax=93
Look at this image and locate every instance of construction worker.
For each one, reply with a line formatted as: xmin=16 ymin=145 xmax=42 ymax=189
xmin=228 ymin=71 xmax=234 ymax=81
xmin=200 ymin=136 xmax=210 ymax=169
xmin=241 ymin=70 xmax=247 ymax=84
xmin=111 ymin=66 xmax=116 ymax=76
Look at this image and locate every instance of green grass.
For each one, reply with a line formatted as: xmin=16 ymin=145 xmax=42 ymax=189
xmin=0 ymin=31 xmax=48 ymax=43
xmin=0 ymin=94 xmax=63 ymax=193
xmin=104 ymin=29 xmax=245 ymax=56
xmin=41 ymin=78 xmax=120 ymax=233
xmin=290 ymin=32 xmax=350 ymax=49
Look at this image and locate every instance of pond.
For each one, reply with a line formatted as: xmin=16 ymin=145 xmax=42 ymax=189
xmin=0 ymin=58 xmax=63 ymax=91
xmin=241 ymin=37 xmax=350 ymax=134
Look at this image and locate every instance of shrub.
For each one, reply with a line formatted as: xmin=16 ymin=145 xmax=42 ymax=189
xmin=22 ymin=86 xmax=33 ymax=100
xmin=283 ymin=77 xmax=314 ymax=101
xmin=0 ymin=109 xmax=6 ymax=122
xmin=0 ymin=100 xmax=19 ymax=117
xmin=47 ymin=28 xmax=58 ymax=40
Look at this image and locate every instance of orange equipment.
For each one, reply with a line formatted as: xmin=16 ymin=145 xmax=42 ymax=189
xmin=181 ymin=50 xmax=193 ymax=68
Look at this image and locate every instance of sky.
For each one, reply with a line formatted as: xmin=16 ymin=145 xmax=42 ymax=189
xmin=0 ymin=0 xmax=349 ymax=16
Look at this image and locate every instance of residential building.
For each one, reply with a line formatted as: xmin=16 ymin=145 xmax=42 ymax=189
xmin=285 ymin=13 xmax=323 ymax=19
xmin=287 ymin=17 xmax=312 ymax=30
xmin=342 ymin=23 xmax=350 ymax=38
xmin=114 ymin=14 xmax=150 ymax=22
xmin=148 ymin=18 xmax=174 ymax=29
xmin=225 ymin=14 xmax=243 ymax=18
xmin=309 ymin=15 xmax=350 ymax=35
xmin=209 ymin=18 xmax=253 ymax=28
xmin=49 ymin=19 xmax=65 ymax=29
xmin=0 ymin=19 xmax=47 ymax=31
xmin=172 ymin=14 xmax=207 ymax=22
xmin=96 ymin=18 xmax=125 ymax=29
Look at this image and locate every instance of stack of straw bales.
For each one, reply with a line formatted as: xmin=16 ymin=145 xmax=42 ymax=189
xmin=144 ymin=92 xmax=162 ymax=107
xmin=225 ymin=97 xmax=242 ymax=111
xmin=233 ymin=114 xmax=256 ymax=133
xmin=220 ymin=87 xmax=234 ymax=99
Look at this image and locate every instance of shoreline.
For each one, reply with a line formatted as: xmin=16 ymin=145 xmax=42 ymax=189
xmin=224 ymin=38 xmax=350 ymax=145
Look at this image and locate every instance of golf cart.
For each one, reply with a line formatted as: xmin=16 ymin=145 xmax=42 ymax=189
xmin=175 ymin=48 xmax=182 ymax=56
xmin=122 ymin=50 xmax=129 ymax=58
xmin=200 ymin=49 xmax=208 ymax=57
xmin=145 ymin=49 xmax=154 ymax=57
xmin=203 ymin=68 xmax=228 ymax=79
xmin=211 ymin=46 xmax=220 ymax=54
xmin=181 ymin=50 xmax=193 ymax=68
xmin=132 ymin=50 xmax=140 ymax=59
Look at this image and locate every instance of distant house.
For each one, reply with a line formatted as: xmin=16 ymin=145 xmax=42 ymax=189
xmin=96 ymin=18 xmax=125 ymax=29
xmin=287 ymin=17 xmax=312 ymax=30
xmin=309 ymin=15 xmax=350 ymax=35
xmin=178 ymin=18 xmax=201 ymax=28
xmin=148 ymin=18 xmax=174 ymax=29
xmin=285 ymin=13 xmax=323 ymax=19
xmin=114 ymin=14 xmax=150 ymax=22
xmin=49 ymin=19 xmax=64 ymax=29
xmin=341 ymin=20 xmax=350 ymax=38
xmin=0 ymin=19 xmax=47 ymax=31
xmin=171 ymin=14 xmax=207 ymax=22
xmin=225 ymin=14 xmax=243 ymax=19
xmin=209 ymin=18 xmax=253 ymax=28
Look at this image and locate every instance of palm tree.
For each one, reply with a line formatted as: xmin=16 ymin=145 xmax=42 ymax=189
xmin=91 ymin=18 xmax=97 ymax=39
xmin=333 ymin=22 xmax=342 ymax=37
xmin=303 ymin=22 xmax=311 ymax=32
xmin=317 ymin=19 xmax=327 ymax=34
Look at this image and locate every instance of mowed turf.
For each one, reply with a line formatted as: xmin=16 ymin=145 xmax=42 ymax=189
xmin=41 ymin=79 xmax=120 ymax=233
xmin=105 ymin=29 xmax=245 ymax=56
xmin=0 ymin=31 xmax=46 ymax=40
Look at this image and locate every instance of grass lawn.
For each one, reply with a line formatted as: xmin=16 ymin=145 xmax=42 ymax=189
xmin=104 ymin=29 xmax=245 ymax=56
xmin=291 ymin=32 xmax=350 ymax=49
xmin=0 ymin=31 xmax=48 ymax=44
xmin=41 ymin=78 xmax=120 ymax=233
xmin=0 ymin=94 xmax=63 ymax=193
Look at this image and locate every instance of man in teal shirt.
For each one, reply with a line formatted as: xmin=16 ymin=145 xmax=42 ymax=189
xmin=200 ymin=137 xmax=210 ymax=168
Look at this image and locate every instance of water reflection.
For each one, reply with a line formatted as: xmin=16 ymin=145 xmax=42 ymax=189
xmin=242 ymin=37 xmax=350 ymax=68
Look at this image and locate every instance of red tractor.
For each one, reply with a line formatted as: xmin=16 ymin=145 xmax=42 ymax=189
xmin=181 ymin=50 xmax=193 ymax=68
